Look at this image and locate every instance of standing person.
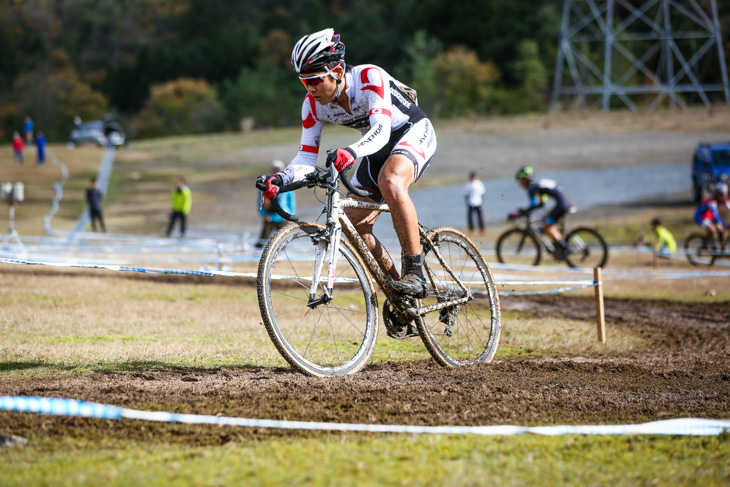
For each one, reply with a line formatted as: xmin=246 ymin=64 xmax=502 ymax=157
xmin=23 ymin=116 xmax=34 ymax=145
xmin=12 ymin=131 xmax=24 ymax=166
xmin=35 ymin=130 xmax=46 ymax=166
xmin=86 ymin=177 xmax=106 ymax=232
xmin=165 ymin=177 xmax=192 ymax=238
xmin=255 ymin=160 xmax=296 ymax=248
xmin=257 ymin=28 xmax=437 ymax=300
xmin=463 ymin=171 xmax=486 ymax=235
xmin=512 ymin=166 xmax=573 ymax=258
xmin=649 ymin=217 xmax=676 ymax=258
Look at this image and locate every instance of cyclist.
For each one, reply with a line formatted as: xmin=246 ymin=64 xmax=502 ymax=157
xmin=257 ymin=28 xmax=437 ymax=299
xmin=694 ymin=181 xmax=730 ymax=246
xmin=511 ymin=166 xmax=573 ymax=258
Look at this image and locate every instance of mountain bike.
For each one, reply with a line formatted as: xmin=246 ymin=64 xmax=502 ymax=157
xmin=684 ymin=232 xmax=730 ymax=266
xmin=495 ymin=212 xmax=608 ymax=268
xmin=255 ymin=156 xmax=501 ymax=376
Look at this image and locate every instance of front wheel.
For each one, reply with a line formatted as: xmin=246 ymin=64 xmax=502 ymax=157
xmin=564 ymin=227 xmax=608 ymax=268
xmin=495 ymin=228 xmax=541 ymax=266
xmin=684 ymin=232 xmax=717 ymax=266
xmin=257 ymin=222 xmax=378 ymax=376
xmin=418 ymin=227 xmax=501 ymax=367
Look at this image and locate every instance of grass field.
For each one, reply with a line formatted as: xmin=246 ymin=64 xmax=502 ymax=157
xmin=1 ymin=109 xmax=730 ymax=486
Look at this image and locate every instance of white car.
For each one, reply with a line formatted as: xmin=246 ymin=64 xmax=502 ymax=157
xmin=68 ymin=121 xmax=125 ymax=148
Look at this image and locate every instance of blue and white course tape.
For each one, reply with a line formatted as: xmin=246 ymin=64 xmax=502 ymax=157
xmin=1 ymin=396 xmax=729 ymax=437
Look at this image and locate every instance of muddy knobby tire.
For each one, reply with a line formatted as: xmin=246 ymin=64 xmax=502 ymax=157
xmin=495 ymin=228 xmax=542 ymax=266
xmin=684 ymin=232 xmax=718 ymax=267
xmin=417 ymin=227 xmax=501 ymax=367
xmin=564 ymin=227 xmax=608 ymax=269
xmin=257 ymin=222 xmax=378 ymax=376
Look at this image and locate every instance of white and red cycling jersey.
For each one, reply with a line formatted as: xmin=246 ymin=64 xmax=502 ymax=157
xmin=280 ymin=64 xmax=437 ymax=197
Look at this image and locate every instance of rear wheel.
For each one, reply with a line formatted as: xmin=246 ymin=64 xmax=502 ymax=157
xmin=257 ymin=222 xmax=378 ymax=376
xmin=565 ymin=227 xmax=608 ymax=268
xmin=417 ymin=227 xmax=501 ymax=367
xmin=495 ymin=228 xmax=541 ymax=266
xmin=684 ymin=232 xmax=717 ymax=266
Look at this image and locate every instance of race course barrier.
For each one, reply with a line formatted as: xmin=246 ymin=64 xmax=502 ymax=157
xmin=1 ymin=396 xmax=729 ymax=437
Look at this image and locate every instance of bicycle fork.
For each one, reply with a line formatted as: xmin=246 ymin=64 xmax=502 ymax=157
xmin=307 ymin=224 xmax=343 ymax=309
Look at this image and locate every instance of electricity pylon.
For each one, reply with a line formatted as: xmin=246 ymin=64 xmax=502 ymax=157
xmin=551 ymin=0 xmax=730 ymax=110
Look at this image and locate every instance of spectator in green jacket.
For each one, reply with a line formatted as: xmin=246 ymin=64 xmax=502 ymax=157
xmin=165 ymin=176 xmax=192 ymax=237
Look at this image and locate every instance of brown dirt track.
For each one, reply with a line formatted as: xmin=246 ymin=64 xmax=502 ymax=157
xmin=2 ymin=295 xmax=729 ymax=446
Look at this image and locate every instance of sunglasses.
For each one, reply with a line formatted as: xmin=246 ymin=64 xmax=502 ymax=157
xmin=299 ymin=64 xmax=341 ymax=87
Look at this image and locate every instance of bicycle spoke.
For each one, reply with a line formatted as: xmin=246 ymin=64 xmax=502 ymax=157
xmin=259 ymin=222 xmax=377 ymax=376
xmin=418 ymin=227 xmax=500 ymax=367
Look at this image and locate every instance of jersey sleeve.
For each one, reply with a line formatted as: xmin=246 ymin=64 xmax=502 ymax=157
xmin=280 ymin=94 xmax=323 ymax=185
xmin=346 ymin=67 xmax=393 ymax=159
xmin=527 ymin=185 xmax=542 ymax=208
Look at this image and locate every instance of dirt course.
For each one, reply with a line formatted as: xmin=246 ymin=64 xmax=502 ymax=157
xmin=2 ymin=294 xmax=728 ymax=445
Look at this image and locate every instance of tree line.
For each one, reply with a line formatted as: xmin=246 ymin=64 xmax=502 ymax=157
xmin=1 ymin=0 xmax=728 ymax=141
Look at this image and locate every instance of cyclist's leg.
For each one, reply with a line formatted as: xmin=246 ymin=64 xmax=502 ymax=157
xmin=378 ymin=154 xmax=421 ymax=256
xmin=702 ymin=219 xmax=717 ymax=242
xmin=544 ymin=207 xmax=567 ymax=246
xmin=718 ymin=222 xmax=727 ymax=246
xmin=382 ymin=120 xmax=437 ymax=296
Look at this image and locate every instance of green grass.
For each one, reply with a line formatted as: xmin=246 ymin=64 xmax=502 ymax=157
xmin=2 ymin=432 xmax=728 ymax=486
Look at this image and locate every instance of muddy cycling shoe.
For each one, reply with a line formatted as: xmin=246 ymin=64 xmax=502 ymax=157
xmin=383 ymin=299 xmax=418 ymax=339
xmin=386 ymin=273 xmax=428 ymax=299
xmin=553 ymin=243 xmax=568 ymax=261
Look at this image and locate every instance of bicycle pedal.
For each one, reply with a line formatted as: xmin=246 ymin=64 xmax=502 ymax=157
xmin=386 ymin=328 xmax=419 ymax=340
xmin=383 ymin=300 xmax=418 ymax=339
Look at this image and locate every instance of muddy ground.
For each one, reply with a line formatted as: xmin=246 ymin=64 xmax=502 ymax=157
xmin=2 ymin=295 xmax=728 ymax=445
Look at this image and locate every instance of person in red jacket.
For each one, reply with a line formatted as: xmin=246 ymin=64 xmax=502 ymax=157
xmin=12 ymin=131 xmax=24 ymax=166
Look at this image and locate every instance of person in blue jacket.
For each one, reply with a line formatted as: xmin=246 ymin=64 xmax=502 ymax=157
xmin=35 ymin=130 xmax=46 ymax=165
xmin=256 ymin=160 xmax=296 ymax=248
xmin=23 ymin=116 xmax=34 ymax=145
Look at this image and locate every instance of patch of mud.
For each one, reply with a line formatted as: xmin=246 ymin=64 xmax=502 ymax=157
xmin=1 ymin=297 xmax=729 ymax=445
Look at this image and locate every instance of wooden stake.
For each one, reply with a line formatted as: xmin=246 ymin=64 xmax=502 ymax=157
xmin=594 ymin=267 xmax=606 ymax=343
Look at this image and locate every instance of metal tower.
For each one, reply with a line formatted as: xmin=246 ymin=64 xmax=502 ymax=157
xmin=551 ymin=0 xmax=730 ymax=110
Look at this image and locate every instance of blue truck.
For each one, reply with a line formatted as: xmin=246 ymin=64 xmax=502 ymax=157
xmin=691 ymin=142 xmax=730 ymax=202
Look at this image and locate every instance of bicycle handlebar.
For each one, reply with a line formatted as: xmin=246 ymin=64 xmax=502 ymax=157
xmin=257 ymin=150 xmax=377 ymax=223
xmin=325 ymin=149 xmax=372 ymax=199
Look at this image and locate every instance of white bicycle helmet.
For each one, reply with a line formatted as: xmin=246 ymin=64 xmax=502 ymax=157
xmin=291 ymin=28 xmax=345 ymax=75
xmin=715 ymin=181 xmax=729 ymax=196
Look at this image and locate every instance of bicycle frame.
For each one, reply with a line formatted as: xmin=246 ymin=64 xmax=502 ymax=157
xmin=305 ymin=166 xmax=473 ymax=319
xmin=512 ymin=217 xmax=558 ymax=254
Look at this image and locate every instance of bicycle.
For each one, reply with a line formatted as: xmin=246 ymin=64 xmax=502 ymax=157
xmin=684 ymin=232 xmax=730 ymax=266
xmin=256 ymin=154 xmax=501 ymax=376
xmin=495 ymin=211 xmax=608 ymax=268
